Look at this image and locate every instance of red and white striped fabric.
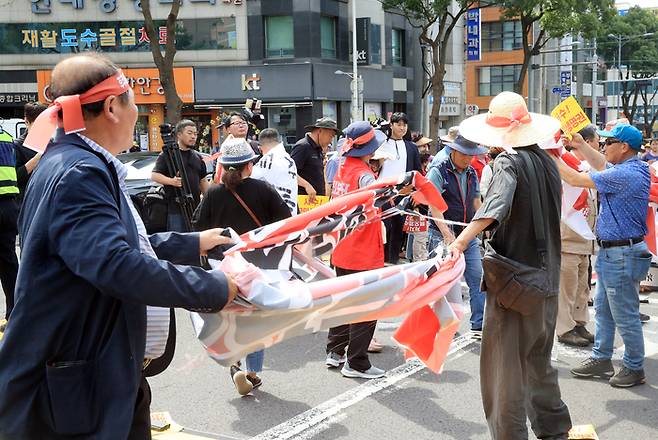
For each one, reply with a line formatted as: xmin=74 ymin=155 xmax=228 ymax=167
xmin=191 ymin=172 xmax=466 ymax=373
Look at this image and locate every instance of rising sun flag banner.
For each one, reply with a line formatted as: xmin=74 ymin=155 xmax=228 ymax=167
xmin=190 ymin=172 xmax=466 ymax=373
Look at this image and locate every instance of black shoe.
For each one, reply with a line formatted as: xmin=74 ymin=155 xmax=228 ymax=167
xmin=230 ymin=364 xmax=253 ymax=396
xmin=558 ymin=329 xmax=590 ymax=347
xmin=571 ymin=358 xmax=614 ymax=379
xmin=640 ymin=313 xmax=650 ymax=323
xmin=247 ymin=374 xmax=262 ymax=389
xmin=609 ymin=366 xmax=645 ymax=388
xmin=575 ymin=325 xmax=595 ymax=343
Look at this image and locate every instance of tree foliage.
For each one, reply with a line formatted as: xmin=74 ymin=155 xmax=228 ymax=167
xmin=498 ymin=0 xmax=615 ymax=92
xmin=380 ymin=0 xmax=481 ymax=144
xmin=141 ymin=0 xmax=182 ymax=125
xmin=596 ymin=6 xmax=658 ymax=136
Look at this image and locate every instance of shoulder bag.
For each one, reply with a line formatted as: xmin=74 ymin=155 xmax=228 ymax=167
xmin=481 ymin=152 xmax=555 ymax=316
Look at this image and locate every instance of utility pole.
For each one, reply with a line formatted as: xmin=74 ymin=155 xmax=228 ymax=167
xmin=350 ymin=0 xmax=359 ymax=122
xmin=591 ymin=40 xmax=598 ymax=126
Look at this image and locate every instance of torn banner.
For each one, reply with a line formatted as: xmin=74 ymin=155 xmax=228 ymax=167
xmin=191 ymin=172 xmax=466 ymax=373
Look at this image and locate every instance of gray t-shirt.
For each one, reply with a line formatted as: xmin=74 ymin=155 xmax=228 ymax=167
xmin=474 ymin=146 xmax=562 ymax=292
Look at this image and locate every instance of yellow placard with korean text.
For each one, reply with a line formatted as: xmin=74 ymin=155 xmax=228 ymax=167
xmin=551 ymin=96 xmax=591 ymax=136
xmin=298 ymin=195 xmax=329 ymax=213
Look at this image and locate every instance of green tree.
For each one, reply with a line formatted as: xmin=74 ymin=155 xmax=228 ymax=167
xmin=596 ymin=6 xmax=658 ymax=136
xmin=499 ymin=0 xmax=615 ymax=93
xmin=140 ymin=0 xmax=182 ymax=124
xmin=380 ymin=0 xmax=485 ymax=143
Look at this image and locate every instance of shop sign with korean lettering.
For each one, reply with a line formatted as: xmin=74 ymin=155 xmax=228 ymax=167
xmin=30 ymin=0 xmax=243 ymax=15
xmin=5 ymin=18 xmax=237 ymax=54
xmin=0 ymin=93 xmax=38 ymax=107
xmin=37 ymin=68 xmax=195 ymax=104
xmin=466 ymin=8 xmax=481 ymax=62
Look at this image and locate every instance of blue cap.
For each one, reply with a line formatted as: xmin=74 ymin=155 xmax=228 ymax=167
xmin=597 ymin=124 xmax=643 ymax=150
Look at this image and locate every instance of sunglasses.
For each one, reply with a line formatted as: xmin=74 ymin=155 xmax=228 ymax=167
xmin=604 ymin=138 xmax=622 ymax=146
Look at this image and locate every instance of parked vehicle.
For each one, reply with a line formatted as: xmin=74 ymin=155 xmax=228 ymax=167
xmin=0 ymin=118 xmax=26 ymax=140
xmin=117 ymin=151 xmax=214 ymax=220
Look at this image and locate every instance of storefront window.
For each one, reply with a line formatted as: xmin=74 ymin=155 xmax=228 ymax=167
xmin=265 ymin=16 xmax=294 ymax=58
xmin=267 ymin=106 xmax=297 ymax=148
xmin=5 ymin=18 xmax=237 ymax=54
xmin=321 ymin=16 xmax=336 ymax=59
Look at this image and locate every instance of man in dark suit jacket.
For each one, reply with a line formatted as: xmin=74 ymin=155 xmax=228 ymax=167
xmin=0 ymin=54 xmax=237 ymax=440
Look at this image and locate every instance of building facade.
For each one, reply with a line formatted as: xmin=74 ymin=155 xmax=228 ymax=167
xmin=464 ymin=7 xmax=528 ymax=113
xmin=0 ymin=0 xmax=424 ymax=150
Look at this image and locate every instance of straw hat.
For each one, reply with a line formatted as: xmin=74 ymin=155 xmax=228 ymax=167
xmin=440 ymin=126 xmax=459 ymax=143
xmin=458 ymin=92 xmax=560 ymax=148
xmin=414 ymin=136 xmax=433 ymax=148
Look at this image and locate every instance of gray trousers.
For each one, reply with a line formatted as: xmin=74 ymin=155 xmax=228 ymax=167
xmin=480 ymin=294 xmax=572 ymax=440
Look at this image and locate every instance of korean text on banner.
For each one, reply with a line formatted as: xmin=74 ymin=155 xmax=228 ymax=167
xmin=551 ymin=96 xmax=591 ymax=136
xmin=298 ymin=195 xmax=329 ymax=213
xmin=466 ymin=8 xmax=481 ymax=62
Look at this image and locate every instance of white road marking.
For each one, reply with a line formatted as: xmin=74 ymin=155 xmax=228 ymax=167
xmin=250 ymin=332 xmax=478 ymax=440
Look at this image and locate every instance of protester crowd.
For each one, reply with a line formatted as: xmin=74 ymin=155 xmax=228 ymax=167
xmin=0 ymin=53 xmax=655 ymax=440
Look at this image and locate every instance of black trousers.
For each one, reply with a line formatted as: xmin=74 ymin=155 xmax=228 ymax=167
xmin=0 ymin=199 xmax=18 ymax=320
xmin=128 ymin=375 xmax=153 ymax=440
xmin=384 ymin=215 xmax=405 ymax=264
xmin=326 ymin=267 xmax=377 ymax=372
xmin=480 ymin=294 xmax=572 ymax=440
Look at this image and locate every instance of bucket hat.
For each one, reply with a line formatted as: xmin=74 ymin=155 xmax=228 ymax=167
xmin=338 ymin=122 xmax=387 ymax=158
xmin=450 ymin=136 xmax=488 ymax=156
xmin=217 ymin=138 xmax=257 ymax=165
xmin=458 ymin=92 xmax=560 ymax=148
xmin=304 ymin=117 xmax=339 ymax=133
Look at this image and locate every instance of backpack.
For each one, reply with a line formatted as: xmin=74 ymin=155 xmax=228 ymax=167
xmin=143 ymin=185 xmax=168 ymax=233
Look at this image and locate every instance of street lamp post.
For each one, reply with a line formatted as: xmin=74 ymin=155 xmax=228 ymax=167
xmin=607 ymin=32 xmax=655 ymax=119
xmin=335 ymin=70 xmax=363 ymax=121
xmin=350 ymin=0 xmax=359 ymax=122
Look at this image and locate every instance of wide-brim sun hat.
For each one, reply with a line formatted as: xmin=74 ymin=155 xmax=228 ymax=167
xmin=304 ymin=117 xmax=340 ymax=133
xmin=415 ymin=136 xmax=433 ymax=147
xmin=458 ymin=91 xmax=561 ymax=148
xmin=339 ymin=122 xmax=387 ymax=158
xmin=217 ymin=138 xmax=258 ymax=165
xmin=440 ymin=126 xmax=459 ymax=143
xmin=450 ymin=136 xmax=488 ymax=156
xmin=372 ymin=147 xmax=395 ymax=161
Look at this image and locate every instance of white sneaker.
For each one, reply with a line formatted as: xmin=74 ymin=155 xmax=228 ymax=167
xmin=326 ymin=352 xmax=347 ymax=368
xmin=341 ymin=362 xmax=385 ymax=379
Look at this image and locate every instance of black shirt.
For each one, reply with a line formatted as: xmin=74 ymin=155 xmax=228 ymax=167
xmin=193 ymin=178 xmax=291 ymax=234
xmin=152 ymin=149 xmax=207 ymax=208
xmin=291 ymin=134 xmax=325 ymax=196
xmin=473 ymin=146 xmax=562 ymax=292
xmin=13 ymin=132 xmax=38 ymax=201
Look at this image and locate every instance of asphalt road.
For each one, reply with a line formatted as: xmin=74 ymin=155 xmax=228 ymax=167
xmin=2 ymin=277 xmax=657 ymax=439
xmin=146 ymin=288 xmax=658 ymax=440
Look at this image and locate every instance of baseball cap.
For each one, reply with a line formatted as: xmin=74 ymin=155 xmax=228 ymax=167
xmin=597 ymin=124 xmax=643 ymax=150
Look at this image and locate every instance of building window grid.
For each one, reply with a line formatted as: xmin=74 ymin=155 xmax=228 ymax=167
xmin=481 ymin=20 xmax=523 ymax=52
xmin=265 ymin=16 xmax=294 ymax=58
xmin=392 ymin=28 xmax=404 ymax=66
xmin=320 ymin=16 xmax=337 ymax=59
xmin=370 ymin=23 xmax=381 ymax=64
xmin=478 ymin=64 xmax=521 ymax=96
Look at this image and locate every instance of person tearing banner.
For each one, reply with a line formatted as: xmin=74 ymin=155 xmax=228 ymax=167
xmin=448 ymin=91 xmax=572 ymax=439
xmin=0 ymin=53 xmax=238 ymax=440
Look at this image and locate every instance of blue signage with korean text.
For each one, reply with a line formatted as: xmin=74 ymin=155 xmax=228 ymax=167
xmin=466 ymin=8 xmax=480 ymax=62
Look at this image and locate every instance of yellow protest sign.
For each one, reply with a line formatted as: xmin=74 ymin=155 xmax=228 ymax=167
xmin=298 ymin=195 xmax=329 ymax=213
xmin=551 ymin=96 xmax=591 ymax=136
